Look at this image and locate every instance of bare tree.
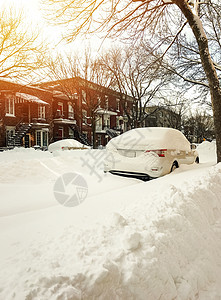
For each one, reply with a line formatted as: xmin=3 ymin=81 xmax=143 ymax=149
xmin=0 ymin=7 xmax=47 ymax=82
xmin=183 ymin=110 xmax=215 ymax=143
xmin=154 ymin=2 xmax=221 ymax=105
xmin=45 ymin=51 xmax=114 ymax=148
xmin=101 ymin=46 xmax=172 ymax=128
xmin=157 ymin=92 xmax=191 ymax=129
xmin=42 ymin=0 xmax=221 ymax=162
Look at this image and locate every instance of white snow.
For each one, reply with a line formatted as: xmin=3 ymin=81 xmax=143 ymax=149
xmin=107 ymin=127 xmax=191 ymax=152
xmin=196 ymin=140 xmax=217 ymax=163
xmin=16 ymin=92 xmax=49 ymax=105
xmin=0 ymin=141 xmax=221 ymax=299
xmin=48 ymin=139 xmax=88 ymax=152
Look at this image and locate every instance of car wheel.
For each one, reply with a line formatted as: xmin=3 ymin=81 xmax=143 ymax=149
xmin=141 ymin=175 xmax=150 ymax=181
xmin=195 ymin=157 xmax=199 ymax=164
xmin=170 ymin=161 xmax=178 ymax=173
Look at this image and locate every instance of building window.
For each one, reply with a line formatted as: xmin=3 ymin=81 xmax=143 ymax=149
xmin=69 ymin=127 xmax=74 ymax=138
xmin=5 ymin=95 xmax=15 ymax=116
xmin=38 ymin=105 xmax=46 ymax=119
xmin=105 ymin=95 xmax=108 ymax=109
xmin=96 ymin=115 xmax=102 ymax=131
xmin=97 ymin=96 xmax=101 ymax=108
xmin=68 ymin=103 xmax=74 ymax=119
xmin=82 ymin=90 xmax=87 ymax=104
xmin=116 ymin=99 xmax=120 ymax=111
xmin=57 ymin=102 xmax=63 ymax=117
xmin=104 ymin=115 xmax=110 ymax=129
xmin=36 ymin=130 xmax=48 ymax=147
xmin=82 ymin=109 xmax=87 ymax=125
xmin=36 ymin=131 xmax=41 ymax=146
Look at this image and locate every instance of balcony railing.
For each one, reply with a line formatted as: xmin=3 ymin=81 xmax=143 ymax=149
xmin=54 ymin=110 xmax=75 ymax=120
xmin=68 ymin=111 xmax=74 ymax=119
xmin=96 ymin=126 xmax=103 ymax=132
xmin=55 ymin=110 xmax=64 ymax=118
xmin=96 ymin=125 xmax=111 ymax=132
xmin=32 ymin=117 xmax=48 ymax=123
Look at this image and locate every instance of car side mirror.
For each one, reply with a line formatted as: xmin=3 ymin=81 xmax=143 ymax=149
xmin=191 ymin=144 xmax=196 ymax=150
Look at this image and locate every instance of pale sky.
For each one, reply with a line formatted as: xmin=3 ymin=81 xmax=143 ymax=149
xmin=0 ymin=0 xmax=109 ymax=56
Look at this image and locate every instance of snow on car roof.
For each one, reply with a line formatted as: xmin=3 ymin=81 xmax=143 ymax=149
xmin=107 ymin=127 xmax=191 ymax=151
xmin=48 ymin=139 xmax=87 ymax=152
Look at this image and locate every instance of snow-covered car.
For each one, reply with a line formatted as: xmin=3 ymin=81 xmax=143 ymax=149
xmin=104 ymin=127 xmax=199 ymax=180
xmin=48 ymin=139 xmax=89 ymax=152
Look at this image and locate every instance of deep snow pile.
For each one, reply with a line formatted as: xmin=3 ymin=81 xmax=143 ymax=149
xmin=0 ymin=141 xmax=221 ymax=299
xmin=197 ymin=140 xmax=217 ymax=163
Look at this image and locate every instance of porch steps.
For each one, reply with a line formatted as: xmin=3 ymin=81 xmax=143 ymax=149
xmin=106 ymin=128 xmax=119 ymax=139
xmin=69 ymin=125 xmax=92 ymax=147
xmin=7 ymin=123 xmax=32 ymax=147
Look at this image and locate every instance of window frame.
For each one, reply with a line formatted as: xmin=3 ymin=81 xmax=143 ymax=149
xmin=5 ymin=95 xmax=15 ymax=117
xmin=38 ymin=105 xmax=46 ymax=119
xmin=105 ymin=95 xmax=109 ymax=110
xmin=82 ymin=90 xmax=87 ymax=105
xmin=35 ymin=130 xmax=49 ymax=147
xmin=68 ymin=102 xmax=74 ymax=119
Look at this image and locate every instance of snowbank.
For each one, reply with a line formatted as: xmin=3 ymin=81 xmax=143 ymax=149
xmin=0 ymin=147 xmax=51 ymax=162
xmin=197 ymin=140 xmax=217 ymax=163
xmin=1 ymin=164 xmax=221 ymax=299
xmin=0 ymin=143 xmax=220 ymax=299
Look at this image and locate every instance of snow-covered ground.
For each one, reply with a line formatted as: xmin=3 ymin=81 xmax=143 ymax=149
xmin=0 ymin=141 xmax=220 ymax=299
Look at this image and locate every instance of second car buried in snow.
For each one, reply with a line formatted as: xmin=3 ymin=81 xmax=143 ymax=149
xmin=104 ymin=127 xmax=199 ymax=180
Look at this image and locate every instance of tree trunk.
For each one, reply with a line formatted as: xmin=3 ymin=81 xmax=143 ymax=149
xmin=174 ymin=0 xmax=221 ymax=162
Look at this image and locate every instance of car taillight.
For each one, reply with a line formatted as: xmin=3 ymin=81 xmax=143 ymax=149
xmin=145 ymin=149 xmax=167 ymax=157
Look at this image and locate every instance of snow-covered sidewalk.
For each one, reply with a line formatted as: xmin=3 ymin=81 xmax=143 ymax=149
xmin=0 ymin=143 xmax=221 ymax=299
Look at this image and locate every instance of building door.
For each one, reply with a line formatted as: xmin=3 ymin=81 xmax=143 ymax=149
xmin=58 ymin=128 xmax=63 ymax=140
xmin=42 ymin=131 xmax=48 ymax=146
xmin=36 ymin=130 xmax=49 ymax=147
xmin=24 ymin=134 xmax=30 ymax=148
xmin=6 ymin=126 xmax=15 ymax=146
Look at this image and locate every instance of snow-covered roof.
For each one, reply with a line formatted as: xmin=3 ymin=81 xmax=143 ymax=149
xmin=16 ymin=92 xmax=49 ymax=105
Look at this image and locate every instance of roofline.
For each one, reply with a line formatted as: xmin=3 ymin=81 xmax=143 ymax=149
xmin=36 ymin=76 xmax=134 ymax=101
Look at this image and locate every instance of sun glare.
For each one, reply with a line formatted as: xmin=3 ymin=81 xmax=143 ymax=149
xmin=0 ymin=0 xmax=40 ymax=18
xmin=0 ymin=0 xmax=111 ymax=58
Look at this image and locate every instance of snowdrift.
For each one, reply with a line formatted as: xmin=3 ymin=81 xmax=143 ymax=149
xmin=0 ymin=141 xmax=220 ymax=299
xmin=197 ymin=140 xmax=217 ymax=163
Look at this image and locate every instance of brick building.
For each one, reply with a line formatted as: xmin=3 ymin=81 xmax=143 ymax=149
xmin=0 ymin=78 xmax=133 ymax=149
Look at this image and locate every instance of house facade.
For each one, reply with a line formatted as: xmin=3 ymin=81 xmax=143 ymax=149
xmin=145 ymin=106 xmax=181 ymax=130
xmin=0 ymin=78 xmax=132 ymax=149
xmin=0 ymin=81 xmax=53 ymax=149
xmin=35 ymin=77 xmax=133 ymax=147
